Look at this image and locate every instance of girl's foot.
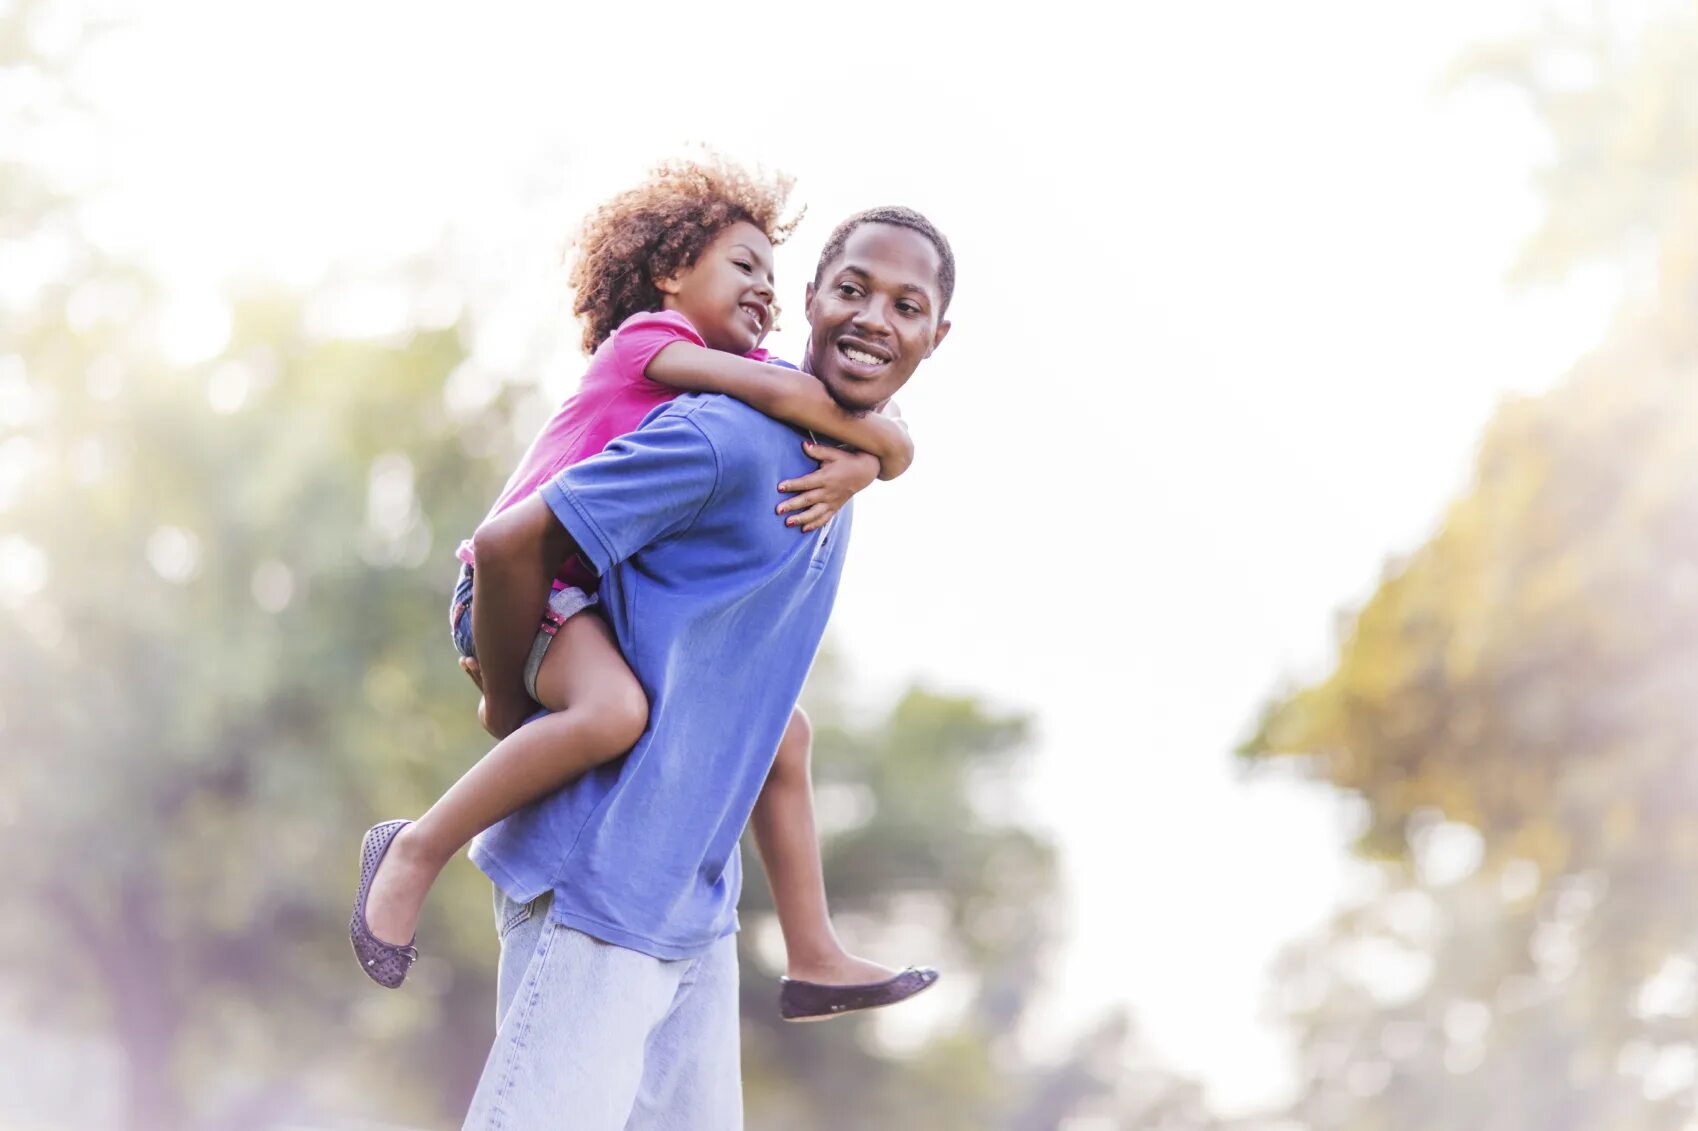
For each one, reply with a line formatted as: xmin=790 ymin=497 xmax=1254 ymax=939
xmin=785 ymin=953 xmax=900 ymax=987
xmin=779 ymin=962 xmax=940 ymax=1022
xmin=362 ymin=823 xmax=437 ymax=947
xmin=350 ymin=820 xmax=420 ymax=989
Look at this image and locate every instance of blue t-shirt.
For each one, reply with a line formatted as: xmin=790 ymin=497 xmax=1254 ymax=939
xmin=469 ymin=392 xmax=851 ymax=959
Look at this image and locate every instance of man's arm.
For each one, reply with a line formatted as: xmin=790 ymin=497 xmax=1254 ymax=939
xmin=646 ymin=342 xmax=914 ymax=480
xmin=470 ymin=493 xmax=578 ymax=738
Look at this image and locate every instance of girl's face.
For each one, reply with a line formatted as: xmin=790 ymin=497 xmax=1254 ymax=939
xmin=658 ymin=221 xmax=777 ymax=355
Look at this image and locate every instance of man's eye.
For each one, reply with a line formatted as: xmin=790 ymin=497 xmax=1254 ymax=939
xmin=898 ymin=302 xmax=921 ymax=316
xmin=837 ymin=283 xmax=860 ymax=297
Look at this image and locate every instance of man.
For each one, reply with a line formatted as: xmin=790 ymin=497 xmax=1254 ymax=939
xmin=461 ymin=207 xmax=954 ymax=1128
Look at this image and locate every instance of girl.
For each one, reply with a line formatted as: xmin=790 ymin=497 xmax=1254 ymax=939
xmin=349 ymin=156 xmax=937 ymax=1020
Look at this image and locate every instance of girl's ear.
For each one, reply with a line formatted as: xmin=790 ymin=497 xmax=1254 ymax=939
xmin=655 ymin=272 xmax=684 ymax=296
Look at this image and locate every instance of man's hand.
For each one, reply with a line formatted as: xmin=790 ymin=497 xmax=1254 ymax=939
xmin=473 ymin=647 xmax=538 ymax=737
xmin=461 ymin=657 xmax=501 ymax=738
xmin=482 ymin=685 xmax=539 ymax=740
xmin=775 ymin=443 xmax=879 ymax=532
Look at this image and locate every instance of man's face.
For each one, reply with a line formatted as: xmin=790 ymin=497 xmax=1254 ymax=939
xmin=804 ymin=223 xmax=951 ymax=412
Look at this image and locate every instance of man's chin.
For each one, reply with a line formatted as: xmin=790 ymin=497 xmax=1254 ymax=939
xmin=817 ymin=372 xmax=883 ymax=415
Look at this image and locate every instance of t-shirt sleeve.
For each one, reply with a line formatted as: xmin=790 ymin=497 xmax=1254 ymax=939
xmin=537 ymin=408 xmax=719 ymax=576
xmin=610 ymin=310 xmax=708 ymax=387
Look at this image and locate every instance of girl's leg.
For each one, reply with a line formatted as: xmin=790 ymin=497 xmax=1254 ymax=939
xmin=749 ymin=707 xmax=898 ymax=985
xmin=364 ymin=612 xmax=647 ymax=947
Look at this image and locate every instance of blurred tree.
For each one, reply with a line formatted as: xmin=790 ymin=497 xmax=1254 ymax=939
xmin=1 ymin=9 xmax=517 ymax=1126
xmin=741 ymin=683 xmax=1061 ymax=1130
xmin=1241 ymin=7 xmax=1698 ymax=1130
xmin=1 ymin=209 xmax=511 ymax=1131
xmin=738 ymin=677 xmax=1236 ymax=1131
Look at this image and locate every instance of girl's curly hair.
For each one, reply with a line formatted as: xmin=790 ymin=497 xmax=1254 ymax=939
xmin=568 ymin=155 xmax=803 ymax=354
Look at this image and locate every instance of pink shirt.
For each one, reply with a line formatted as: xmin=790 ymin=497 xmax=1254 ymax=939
xmin=457 ymin=310 xmax=774 ymax=589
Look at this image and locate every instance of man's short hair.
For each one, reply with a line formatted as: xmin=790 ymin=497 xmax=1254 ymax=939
xmin=812 ymin=206 xmax=955 ymax=316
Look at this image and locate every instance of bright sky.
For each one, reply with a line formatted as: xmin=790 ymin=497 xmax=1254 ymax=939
xmin=47 ymin=0 xmax=1639 ymax=1114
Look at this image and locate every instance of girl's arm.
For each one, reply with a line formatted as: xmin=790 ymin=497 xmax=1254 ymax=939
xmin=646 ymin=342 xmax=914 ymax=480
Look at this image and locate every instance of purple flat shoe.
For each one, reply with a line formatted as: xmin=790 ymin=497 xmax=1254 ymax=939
xmin=779 ymin=966 xmax=940 ymax=1022
xmin=349 ymin=819 xmax=419 ymax=989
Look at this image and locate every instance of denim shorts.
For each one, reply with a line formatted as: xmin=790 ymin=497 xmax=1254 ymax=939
xmin=450 ymin=562 xmax=598 ymax=702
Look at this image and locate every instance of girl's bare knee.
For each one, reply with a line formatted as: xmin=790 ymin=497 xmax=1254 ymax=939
xmin=603 ymin=679 xmax=649 ymax=751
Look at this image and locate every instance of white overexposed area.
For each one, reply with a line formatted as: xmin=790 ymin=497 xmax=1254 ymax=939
xmin=37 ymin=0 xmax=1652 ymax=1114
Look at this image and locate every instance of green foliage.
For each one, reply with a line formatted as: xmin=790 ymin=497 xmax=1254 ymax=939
xmin=1 ymin=264 xmax=521 ymax=1124
xmin=737 ymin=686 xmax=1055 ymax=1130
xmin=1243 ymin=8 xmax=1698 ymax=1129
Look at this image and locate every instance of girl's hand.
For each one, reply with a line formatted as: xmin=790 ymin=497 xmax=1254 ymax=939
xmin=776 ymin=443 xmax=880 ymax=533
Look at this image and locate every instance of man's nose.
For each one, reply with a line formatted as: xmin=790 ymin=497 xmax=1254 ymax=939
xmin=851 ymin=295 xmax=892 ymax=336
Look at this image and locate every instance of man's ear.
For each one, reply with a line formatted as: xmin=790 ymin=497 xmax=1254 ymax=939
xmin=803 ymin=281 xmax=817 ymax=315
xmin=925 ymin=318 xmax=951 ymax=358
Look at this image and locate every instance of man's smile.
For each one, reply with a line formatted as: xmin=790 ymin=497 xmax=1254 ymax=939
xmin=835 ymin=337 xmax=893 ymax=376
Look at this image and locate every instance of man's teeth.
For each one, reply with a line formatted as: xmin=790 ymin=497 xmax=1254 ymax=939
xmin=842 ymin=346 xmax=885 ymax=366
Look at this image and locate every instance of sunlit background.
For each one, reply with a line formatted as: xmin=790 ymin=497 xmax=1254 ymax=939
xmin=5 ymin=0 xmax=1697 ymax=1127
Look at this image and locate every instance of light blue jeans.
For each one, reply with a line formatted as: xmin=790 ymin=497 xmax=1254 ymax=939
xmin=462 ymin=888 xmax=743 ymax=1130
